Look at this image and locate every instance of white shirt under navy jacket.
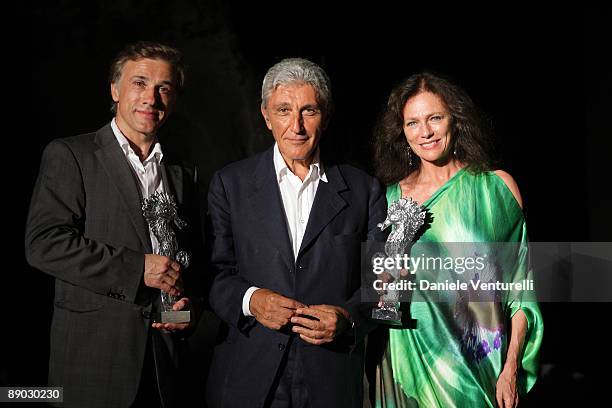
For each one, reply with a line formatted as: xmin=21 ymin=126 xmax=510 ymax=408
xmin=241 ymin=143 xmax=328 ymax=316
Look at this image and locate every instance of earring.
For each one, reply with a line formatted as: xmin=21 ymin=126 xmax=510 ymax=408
xmin=407 ymin=145 xmax=413 ymax=167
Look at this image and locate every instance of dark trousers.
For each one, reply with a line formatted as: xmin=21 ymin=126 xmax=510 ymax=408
xmin=131 ymin=334 xmax=163 ymax=408
xmin=264 ymin=339 xmax=310 ymax=408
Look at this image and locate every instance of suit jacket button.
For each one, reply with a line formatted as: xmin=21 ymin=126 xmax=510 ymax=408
xmin=141 ymin=310 xmax=151 ymax=319
xmin=278 ymin=343 xmax=285 ymax=351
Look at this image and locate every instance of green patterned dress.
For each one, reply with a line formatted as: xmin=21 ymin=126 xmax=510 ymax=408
xmin=375 ymin=168 xmax=543 ymax=408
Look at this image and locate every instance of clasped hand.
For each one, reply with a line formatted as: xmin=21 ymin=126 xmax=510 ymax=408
xmin=250 ymin=289 xmax=351 ymax=345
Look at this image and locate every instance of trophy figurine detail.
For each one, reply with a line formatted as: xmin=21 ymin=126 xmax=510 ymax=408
xmin=372 ymin=197 xmax=426 ymax=325
xmin=142 ymin=192 xmax=191 ymax=324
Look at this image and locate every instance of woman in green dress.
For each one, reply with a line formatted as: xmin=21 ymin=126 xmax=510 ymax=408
xmin=370 ymin=72 xmax=543 ymax=408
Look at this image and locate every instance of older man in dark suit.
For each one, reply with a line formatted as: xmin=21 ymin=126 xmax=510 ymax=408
xmin=25 ymin=41 xmax=203 ymax=408
xmin=206 ymin=58 xmax=386 ymax=408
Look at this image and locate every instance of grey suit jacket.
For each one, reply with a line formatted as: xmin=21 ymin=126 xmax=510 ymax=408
xmin=25 ymin=123 xmax=203 ymax=408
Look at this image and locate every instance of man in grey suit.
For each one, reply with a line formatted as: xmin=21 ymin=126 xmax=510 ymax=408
xmin=25 ymin=41 xmax=203 ymax=407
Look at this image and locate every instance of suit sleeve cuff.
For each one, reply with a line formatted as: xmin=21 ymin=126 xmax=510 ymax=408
xmin=242 ymin=286 xmax=260 ymax=316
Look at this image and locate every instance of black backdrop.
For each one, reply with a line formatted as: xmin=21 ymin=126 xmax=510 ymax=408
xmin=8 ymin=2 xmax=611 ymax=406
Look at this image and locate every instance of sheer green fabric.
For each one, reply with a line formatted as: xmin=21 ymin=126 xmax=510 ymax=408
xmin=375 ymin=168 xmax=543 ymax=408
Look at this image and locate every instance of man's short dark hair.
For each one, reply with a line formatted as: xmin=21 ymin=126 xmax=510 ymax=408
xmin=109 ymin=41 xmax=184 ymax=113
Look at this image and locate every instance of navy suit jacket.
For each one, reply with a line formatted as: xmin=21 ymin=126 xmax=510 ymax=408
xmin=206 ymin=147 xmax=386 ymax=408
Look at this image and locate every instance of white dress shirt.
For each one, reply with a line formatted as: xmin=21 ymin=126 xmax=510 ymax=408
xmin=111 ymin=118 xmax=165 ymax=253
xmin=241 ymin=143 xmax=328 ymax=316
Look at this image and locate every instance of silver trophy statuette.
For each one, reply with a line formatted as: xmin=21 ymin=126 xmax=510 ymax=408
xmin=372 ymin=197 xmax=426 ymax=325
xmin=142 ymin=192 xmax=191 ymax=324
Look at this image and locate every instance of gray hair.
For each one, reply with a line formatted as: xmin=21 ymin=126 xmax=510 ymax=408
xmin=261 ymin=58 xmax=333 ymax=115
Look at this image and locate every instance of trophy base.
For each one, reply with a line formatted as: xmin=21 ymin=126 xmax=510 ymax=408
xmin=160 ymin=310 xmax=191 ymax=324
xmin=371 ymin=308 xmax=403 ymax=326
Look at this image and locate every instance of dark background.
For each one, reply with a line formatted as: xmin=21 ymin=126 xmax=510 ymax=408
xmin=7 ymin=2 xmax=610 ymax=406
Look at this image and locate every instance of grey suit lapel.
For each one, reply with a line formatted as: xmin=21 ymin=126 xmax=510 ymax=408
xmin=298 ymin=165 xmax=348 ymax=257
xmin=94 ymin=124 xmax=152 ymax=253
xmin=160 ymin=162 xmax=183 ymax=205
xmin=249 ymin=148 xmax=294 ymax=269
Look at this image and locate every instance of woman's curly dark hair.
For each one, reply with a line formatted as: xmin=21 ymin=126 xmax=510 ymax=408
xmin=373 ymin=72 xmax=495 ymax=185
